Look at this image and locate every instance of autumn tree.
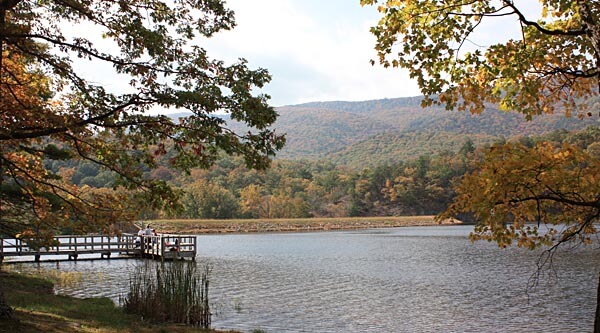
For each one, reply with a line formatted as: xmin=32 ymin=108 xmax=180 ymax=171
xmin=0 ymin=1 xmax=284 ymax=235
xmin=239 ymin=184 xmax=267 ymax=218
xmin=441 ymin=142 xmax=599 ymax=248
xmin=363 ymin=0 xmax=600 ymax=254
xmin=362 ymin=0 xmax=599 ymax=118
xmin=182 ymin=179 xmax=238 ymax=219
xmin=439 ymin=141 xmax=600 ymax=329
xmin=364 ymin=0 xmax=600 ymax=330
xmin=0 ymin=0 xmax=284 ymax=317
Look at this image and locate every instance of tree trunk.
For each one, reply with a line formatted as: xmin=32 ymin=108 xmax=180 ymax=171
xmin=577 ymin=0 xmax=600 ymax=78
xmin=595 ymin=272 xmax=600 ymax=333
xmin=0 ymin=272 xmax=12 ymax=318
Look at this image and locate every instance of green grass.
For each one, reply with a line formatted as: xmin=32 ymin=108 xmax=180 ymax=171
xmin=0 ymin=270 xmax=130 ymax=332
xmin=0 ymin=270 xmax=235 ymax=333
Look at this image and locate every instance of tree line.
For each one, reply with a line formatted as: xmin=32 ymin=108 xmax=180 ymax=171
xmin=44 ymin=126 xmax=600 ymax=221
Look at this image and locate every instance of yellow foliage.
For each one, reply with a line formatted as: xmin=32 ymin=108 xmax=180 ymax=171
xmin=440 ymin=142 xmax=600 ymax=249
xmin=363 ymin=0 xmax=600 ymax=117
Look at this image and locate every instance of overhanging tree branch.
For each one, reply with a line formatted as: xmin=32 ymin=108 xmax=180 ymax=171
xmin=502 ymin=0 xmax=587 ymax=37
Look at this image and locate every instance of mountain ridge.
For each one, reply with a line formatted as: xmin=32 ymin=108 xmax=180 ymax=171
xmin=167 ymin=96 xmax=599 ymax=167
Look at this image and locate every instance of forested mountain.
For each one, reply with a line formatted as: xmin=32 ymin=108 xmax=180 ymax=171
xmin=265 ymin=107 xmax=397 ymax=158
xmin=269 ymin=97 xmax=599 ymax=165
xmin=170 ymin=96 xmax=598 ymax=168
xmin=328 ymin=132 xmax=500 ymax=168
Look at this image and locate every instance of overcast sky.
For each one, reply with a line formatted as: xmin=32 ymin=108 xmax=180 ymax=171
xmin=201 ymin=0 xmax=422 ymax=107
xmin=201 ymin=0 xmax=541 ymax=107
xmin=74 ymin=0 xmax=538 ymax=108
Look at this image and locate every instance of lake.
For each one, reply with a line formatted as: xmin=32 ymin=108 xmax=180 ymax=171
xmin=11 ymin=225 xmax=600 ymax=332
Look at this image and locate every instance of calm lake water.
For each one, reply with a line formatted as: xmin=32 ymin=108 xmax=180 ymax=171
xmin=10 ymin=225 xmax=600 ymax=332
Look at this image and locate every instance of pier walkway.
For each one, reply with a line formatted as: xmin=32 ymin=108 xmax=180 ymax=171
xmin=0 ymin=234 xmax=197 ymax=263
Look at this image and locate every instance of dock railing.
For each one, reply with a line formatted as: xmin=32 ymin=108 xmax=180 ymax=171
xmin=135 ymin=234 xmax=197 ymax=261
xmin=0 ymin=233 xmax=196 ymax=262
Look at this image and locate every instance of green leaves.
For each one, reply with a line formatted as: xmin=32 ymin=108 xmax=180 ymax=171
xmin=1 ymin=1 xmax=284 ymax=237
xmin=365 ymin=0 xmax=600 ymax=251
xmin=363 ymin=0 xmax=599 ymax=117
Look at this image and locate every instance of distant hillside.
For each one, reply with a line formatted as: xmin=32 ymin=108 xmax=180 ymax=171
xmin=328 ymin=132 xmax=500 ymax=168
xmin=287 ymin=96 xmax=425 ymax=112
xmin=167 ymin=96 xmax=599 ymax=168
xmin=273 ymin=107 xmax=397 ymax=158
xmin=274 ymin=97 xmax=598 ymax=164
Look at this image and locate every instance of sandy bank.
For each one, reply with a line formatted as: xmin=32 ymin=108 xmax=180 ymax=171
xmin=144 ymin=216 xmax=462 ymax=234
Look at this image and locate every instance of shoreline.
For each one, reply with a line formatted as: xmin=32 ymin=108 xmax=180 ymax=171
xmin=145 ymin=216 xmax=462 ymax=235
xmin=0 ymin=271 xmax=237 ymax=333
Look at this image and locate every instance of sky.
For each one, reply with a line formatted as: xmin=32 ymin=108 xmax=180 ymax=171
xmin=73 ymin=0 xmax=539 ymax=108
xmin=201 ymin=0 xmax=422 ymax=107
xmin=200 ymin=0 xmax=540 ymax=107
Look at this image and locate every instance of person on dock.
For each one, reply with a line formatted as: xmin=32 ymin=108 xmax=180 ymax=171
xmin=144 ymin=225 xmax=153 ymax=246
xmin=151 ymin=229 xmax=158 ymax=245
xmin=168 ymin=238 xmax=180 ymax=252
xmin=135 ymin=228 xmax=144 ymax=247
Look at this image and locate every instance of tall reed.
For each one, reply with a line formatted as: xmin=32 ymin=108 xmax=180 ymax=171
xmin=122 ymin=261 xmax=211 ymax=328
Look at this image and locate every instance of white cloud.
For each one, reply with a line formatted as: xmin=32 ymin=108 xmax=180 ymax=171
xmin=202 ymin=0 xmax=421 ymax=106
xmin=61 ymin=0 xmax=429 ymax=107
xmin=66 ymin=1 xmax=540 ymax=108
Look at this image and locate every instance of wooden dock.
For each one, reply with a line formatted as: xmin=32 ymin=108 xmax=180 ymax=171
xmin=0 ymin=234 xmax=197 ymax=263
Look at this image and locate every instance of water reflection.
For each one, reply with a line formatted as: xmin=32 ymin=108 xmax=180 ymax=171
xmin=10 ymin=226 xmax=599 ymax=333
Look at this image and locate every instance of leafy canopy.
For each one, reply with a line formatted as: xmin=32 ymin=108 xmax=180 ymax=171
xmin=361 ymin=0 xmax=600 ymax=118
xmin=363 ymin=0 xmax=600 ymax=250
xmin=0 ymin=0 xmax=285 ymax=237
xmin=439 ymin=142 xmax=600 ymax=249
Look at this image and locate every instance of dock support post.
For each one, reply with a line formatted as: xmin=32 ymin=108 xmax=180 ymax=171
xmin=34 ymin=254 xmax=40 ymax=262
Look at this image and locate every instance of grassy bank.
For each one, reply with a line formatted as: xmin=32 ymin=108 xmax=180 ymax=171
xmin=146 ymin=216 xmax=461 ymax=234
xmin=0 ymin=271 xmax=233 ymax=333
